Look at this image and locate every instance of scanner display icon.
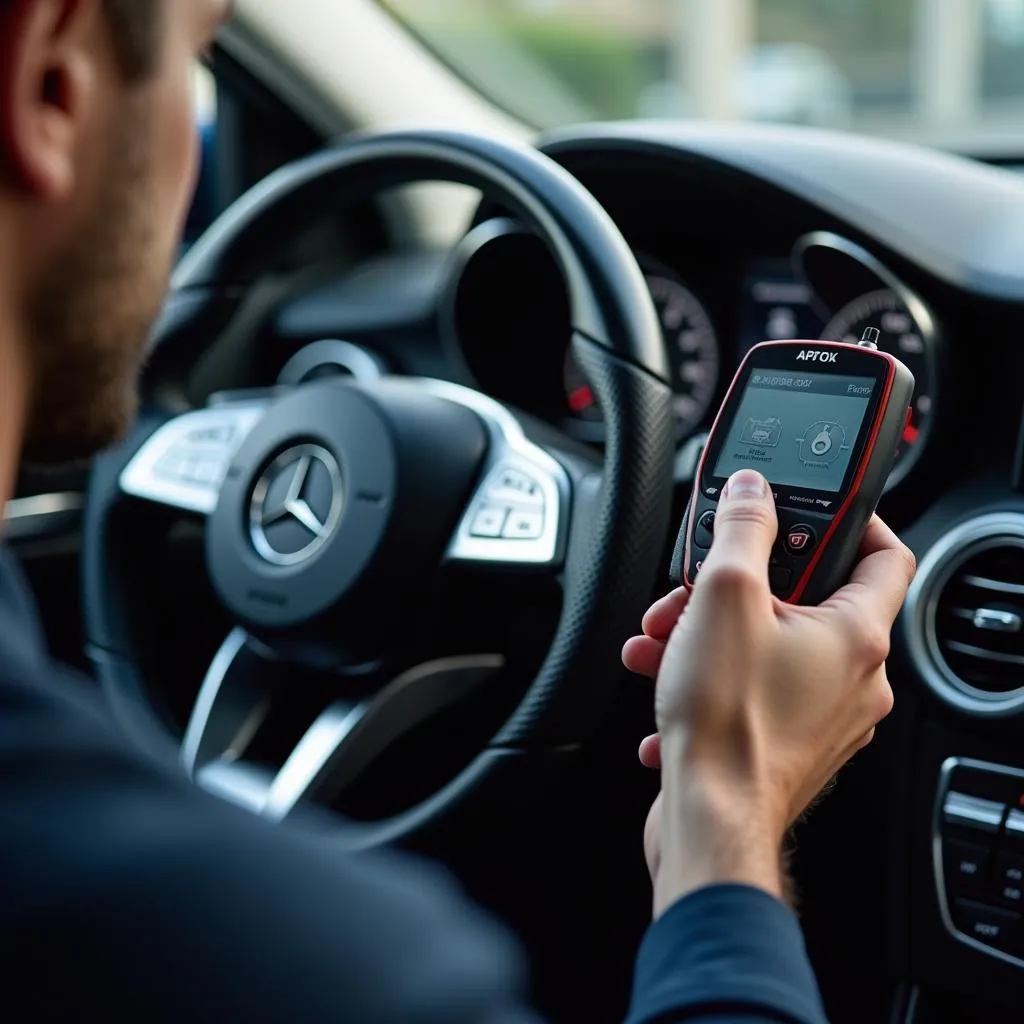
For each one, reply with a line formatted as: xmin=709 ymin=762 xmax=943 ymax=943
xmin=740 ymin=417 xmax=782 ymax=447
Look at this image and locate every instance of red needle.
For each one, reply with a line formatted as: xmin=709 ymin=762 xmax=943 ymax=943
xmin=568 ymin=385 xmax=595 ymax=414
xmin=903 ymin=423 xmax=919 ymax=444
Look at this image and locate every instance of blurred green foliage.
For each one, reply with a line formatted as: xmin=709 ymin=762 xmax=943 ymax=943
xmin=380 ymin=5 xmax=648 ymax=121
xmin=378 ymin=0 xmax=1024 ymax=124
xmin=494 ymin=16 xmax=648 ymax=120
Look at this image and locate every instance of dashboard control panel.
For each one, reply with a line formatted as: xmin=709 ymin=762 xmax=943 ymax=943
xmin=935 ymin=758 xmax=1024 ymax=965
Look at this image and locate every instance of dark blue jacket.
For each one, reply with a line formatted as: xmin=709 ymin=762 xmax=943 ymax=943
xmin=0 ymin=545 xmax=826 ymax=1022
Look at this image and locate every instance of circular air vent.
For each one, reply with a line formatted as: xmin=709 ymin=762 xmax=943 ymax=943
xmin=906 ymin=513 xmax=1024 ymax=715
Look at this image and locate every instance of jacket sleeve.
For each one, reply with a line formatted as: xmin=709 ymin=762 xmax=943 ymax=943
xmin=626 ymin=885 xmax=828 ymax=1024
xmin=0 ymin=650 xmax=827 ymax=1024
xmin=0 ymin=664 xmax=539 ymax=1024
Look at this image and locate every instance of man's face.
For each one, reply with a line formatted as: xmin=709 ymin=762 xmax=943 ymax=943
xmin=14 ymin=0 xmax=229 ymax=464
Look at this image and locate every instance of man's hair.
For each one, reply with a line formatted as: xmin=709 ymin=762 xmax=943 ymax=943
xmin=0 ymin=1 xmax=161 ymax=80
xmin=101 ymin=0 xmax=161 ymax=80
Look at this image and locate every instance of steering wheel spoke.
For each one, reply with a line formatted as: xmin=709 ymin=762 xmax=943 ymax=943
xmin=261 ymin=655 xmax=503 ymax=821
xmin=182 ymin=629 xmax=505 ymax=820
xmin=446 ymin=439 xmax=567 ymax=568
xmin=120 ymin=401 xmax=267 ymax=514
xmin=372 ymin=379 xmax=571 ymax=570
xmin=181 ymin=628 xmax=276 ymax=777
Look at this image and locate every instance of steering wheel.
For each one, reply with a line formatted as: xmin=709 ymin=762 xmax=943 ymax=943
xmin=82 ymin=130 xmax=675 ymax=846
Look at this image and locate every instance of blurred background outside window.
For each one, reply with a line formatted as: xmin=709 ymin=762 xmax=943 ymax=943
xmin=378 ymin=0 xmax=1024 ymax=154
xmin=185 ymin=64 xmax=219 ymax=247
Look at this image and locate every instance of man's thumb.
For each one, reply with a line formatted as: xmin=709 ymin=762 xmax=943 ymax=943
xmin=702 ymin=469 xmax=778 ymax=577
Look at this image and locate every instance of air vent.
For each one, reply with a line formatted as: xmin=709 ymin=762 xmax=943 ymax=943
xmin=906 ymin=514 xmax=1024 ymax=715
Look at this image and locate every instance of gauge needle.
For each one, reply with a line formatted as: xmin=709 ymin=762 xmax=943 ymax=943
xmin=903 ymin=424 xmax=919 ymax=444
xmin=568 ymin=385 xmax=595 ymax=414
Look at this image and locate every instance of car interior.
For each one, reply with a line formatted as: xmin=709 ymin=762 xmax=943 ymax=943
xmin=12 ymin=1 xmax=1024 ymax=1021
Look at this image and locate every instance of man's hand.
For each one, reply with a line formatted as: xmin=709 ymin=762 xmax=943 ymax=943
xmin=622 ymin=469 xmax=916 ymax=917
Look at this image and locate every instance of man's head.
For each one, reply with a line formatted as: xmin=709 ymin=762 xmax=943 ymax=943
xmin=0 ymin=0 xmax=231 ymax=465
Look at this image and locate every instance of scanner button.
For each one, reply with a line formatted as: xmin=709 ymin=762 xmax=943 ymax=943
xmin=694 ymin=511 xmax=716 ymax=550
xmin=769 ymin=567 xmax=793 ymax=596
xmin=785 ymin=525 xmax=818 ymax=557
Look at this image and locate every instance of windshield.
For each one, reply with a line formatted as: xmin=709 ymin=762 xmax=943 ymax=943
xmin=380 ymin=0 xmax=1024 ymax=153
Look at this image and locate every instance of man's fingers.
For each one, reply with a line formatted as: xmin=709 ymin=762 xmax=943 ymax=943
xmin=622 ymin=636 xmax=666 ymax=678
xmin=825 ymin=515 xmax=916 ymax=629
xmin=857 ymin=515 xmax=904 ymax=560
xmin=639 ymin=733 xmax=661 ymax=769
xmin=641 ymin=587 xmax=690 ymax=640
xmin=697 ymin=469 xmax=778 ymax=599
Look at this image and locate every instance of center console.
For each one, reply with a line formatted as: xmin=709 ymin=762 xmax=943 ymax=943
xmin=897 ymin=489 xmax=1024 ymax=1021
xmin=936 ymin=760 xmax=1024 ymax=963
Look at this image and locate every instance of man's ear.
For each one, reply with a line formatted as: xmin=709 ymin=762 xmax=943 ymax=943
xmin=0 ymin=0 xmax=101 ymax=201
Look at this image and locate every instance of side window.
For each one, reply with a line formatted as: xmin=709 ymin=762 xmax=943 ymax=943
xmin=184 ymin=63 xmax=220 ymax=248
xmin=181 ymin=56 xmax=328 ymax=251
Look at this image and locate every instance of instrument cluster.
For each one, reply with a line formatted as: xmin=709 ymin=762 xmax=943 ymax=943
xmin=442 ymin=221 xmax=940 ymax=491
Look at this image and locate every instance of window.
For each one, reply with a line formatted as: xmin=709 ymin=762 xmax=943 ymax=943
xmin=380 ymin=0 xmax=1024 ymax=153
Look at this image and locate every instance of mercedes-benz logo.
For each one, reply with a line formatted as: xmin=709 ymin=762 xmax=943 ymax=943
xmin=249 ymin=444 xmax=344 ymax=567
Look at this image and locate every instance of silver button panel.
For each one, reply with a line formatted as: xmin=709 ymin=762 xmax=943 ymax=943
xmin=451 ymin=458 xmax=561 ymax=564
xmin=120 ymin=404 xmax=267 ymax=515
xmin=943 ymin=791 xmax=1006 ymax=833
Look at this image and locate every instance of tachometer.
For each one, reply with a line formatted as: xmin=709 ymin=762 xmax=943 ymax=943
xmin=821 ymin=289 xmax=936 ymax=479
xmin=564 ymin=270 xmax=720 ymax=437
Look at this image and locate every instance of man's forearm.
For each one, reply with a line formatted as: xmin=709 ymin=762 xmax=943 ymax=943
xmin=628 ymin=734 xmax=825 ymax=1024
xmin=653 ymin=736 xmax=785 ymax=918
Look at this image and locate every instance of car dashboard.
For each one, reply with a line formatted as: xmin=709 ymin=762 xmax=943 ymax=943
xmin=225 ymin=122 xmax=1024 ymax=1021
xmin=39 ymin=122 xmax=1022 ymax=1022
xmin=268 ymin=124 xmax=1024 ymax=526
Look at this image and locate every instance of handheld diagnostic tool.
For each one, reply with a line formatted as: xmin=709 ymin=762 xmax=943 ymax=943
xmin=670 ymin=329 xmax=915 ymax=605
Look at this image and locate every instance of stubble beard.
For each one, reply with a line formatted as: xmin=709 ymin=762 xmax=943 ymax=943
xmin=22 ymin=92 xmax=172 ymax=467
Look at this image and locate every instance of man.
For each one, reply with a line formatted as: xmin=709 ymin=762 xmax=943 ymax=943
xmin=0 ymin=1 xmax=915 ymax=1020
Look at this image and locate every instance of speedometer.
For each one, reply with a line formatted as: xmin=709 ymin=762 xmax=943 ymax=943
xmin=564 ymin=269 xmax=720 ymax=437
xmin=821 ymin=289 xmax=936 ymax=481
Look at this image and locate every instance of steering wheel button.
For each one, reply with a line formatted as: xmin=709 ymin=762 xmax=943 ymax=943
xmin=488 ymin=469 xmax=543 ymax=507
xmin=503 ymin=511 xmax=544 ymax=541
xmin=155 ymin=456 xmax=187 ymax=482
xmin=189 ymin=461 xmax=221 ymax=486
xmin=489 ymin=487 xmax=544 ymax=508
xmin=469 ymin=506 xmax=508 ymax=538
xmin=181 ymin=458 xmax=206 ymax=484
xmin=499 ymin=468 xmax=537 ymax=492
xmin=187 ymin=425 xmax=235 ymax=446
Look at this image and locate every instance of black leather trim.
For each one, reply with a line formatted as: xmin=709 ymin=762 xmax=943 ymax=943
xmin=172 ymin=130 xmax=668 ymax=381
xmin=495 ymin=336 xmax=675 ymax=747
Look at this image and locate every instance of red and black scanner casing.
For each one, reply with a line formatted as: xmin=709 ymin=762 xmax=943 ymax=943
xmin=670 ymin=339 xmax=915 ymax=606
